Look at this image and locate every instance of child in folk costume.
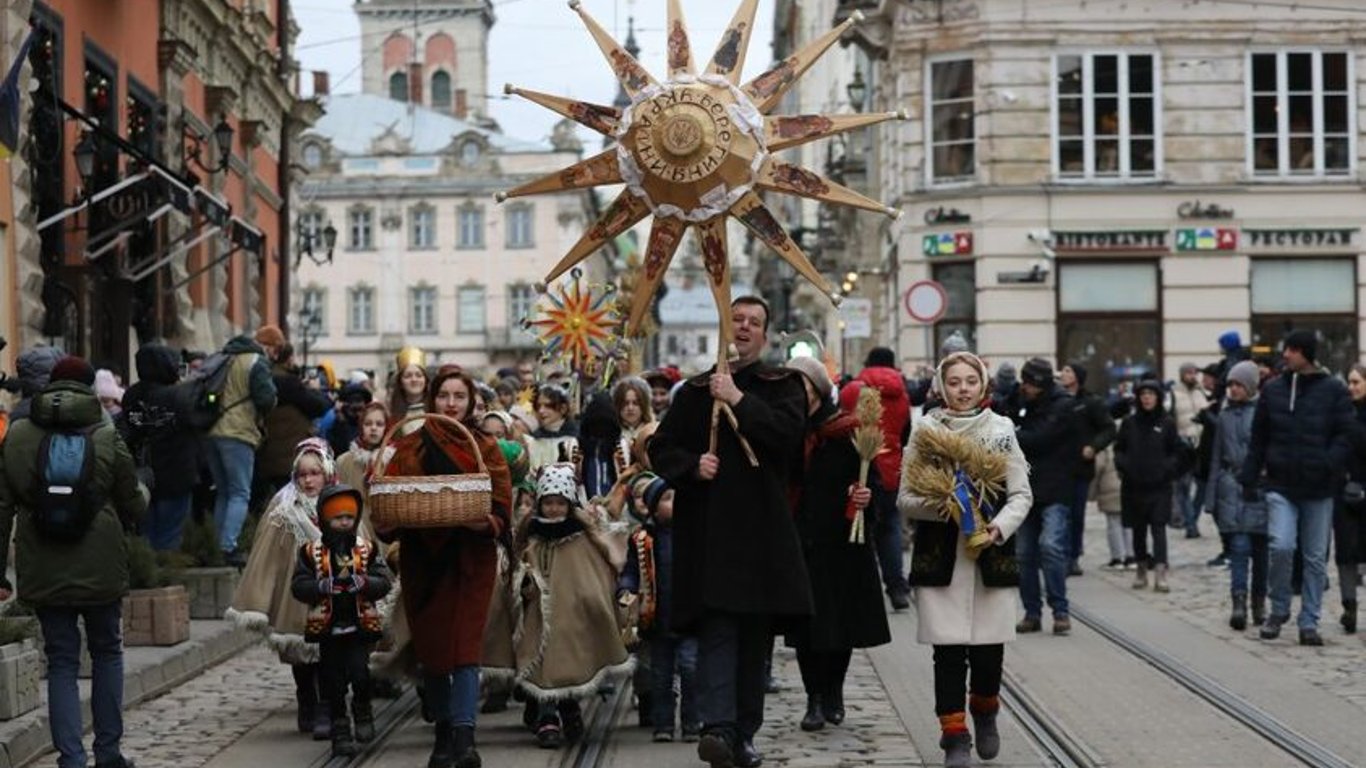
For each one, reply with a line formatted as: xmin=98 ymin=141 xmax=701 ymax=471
xmin=227 ymin=438 xmax=336 ymax=739
xmin=334 ymin=402 xmax=389 ymax=541
xmin=618 ymin=472 xmax=700 ymax=743
xmin=896 ymin=352 xmax=1032 ymax=768
xmin=480 ymin=438 xmax=533 ymax=714
xmin=290 ymin=484 xmax=393 ymax=756
xmin=514 ymin=463 xmax=631 ymax=749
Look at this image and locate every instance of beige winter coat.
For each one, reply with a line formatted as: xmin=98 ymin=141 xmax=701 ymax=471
xmin=1171 ymin=383 xmax=1209 ymax=444
xmin=1090 ymin=445 xmax=1123 ymax=515
xmin=897 ymin=409 xmax=1032 ymax=646
xmin=513 ymin=517 xmax=631 ymax=700
xmin=225 ymin=489 xmax=321 ymax=664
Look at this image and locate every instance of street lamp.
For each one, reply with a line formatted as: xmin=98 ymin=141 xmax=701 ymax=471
xmin=183 ymin=114 xmax=234 ymax=176
xmin=841 ymin=271 xmax=859 ymax=295
xmin=846 ymin=68 xmax=867 ymax=113
xmin=299 ymin=306 xmax=322 ymax=368
xmin=73 ymin=130 xmax=96 ymax=190
xmin=295 ymin=219 xmax=338 ymax=268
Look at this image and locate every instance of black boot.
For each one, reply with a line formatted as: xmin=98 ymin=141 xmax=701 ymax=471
xmin=822 ymin=687 xmax=845 ymax=725
xmin=312 ymin=708 xmax=332 ymax=741
xmin=1342 ymin=600 xmax=1358 ymax=634
xmin=331 ymin=717 xmax=358 ymax=758
xmin=292 ymin=666 xmax=316 ymax=734
xmin=1230 ymin=592 xmax=1248 ymax=631
xmin=1252 ymin=594 xmax=1267 ymax=625
xmin=800 ymin=694 xmax=824 ymax=731
xmin=353 ymin=698 xmax=376 ymax=743
xmin=428 ymin=721 xmax=456 ymax=768
xmin=452 ymin=724 xmax=481 ymax=768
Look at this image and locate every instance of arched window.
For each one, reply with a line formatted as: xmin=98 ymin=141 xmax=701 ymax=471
xmin=389 ymin=71 xmax=408 ymax=102
xmin=431 ymin=71 xmax=452 ymax=111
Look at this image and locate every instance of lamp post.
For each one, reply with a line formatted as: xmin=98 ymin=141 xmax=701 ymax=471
xmin=73 ymin=131 xmax=96 ymax=197
xmin=846 ymin=68 xmax=867 ymax=113
xmin=300 ymin=307 xmax=321 ymax=368
xmin=183 ymin=115 xmax=234 ymax=177
xmin=295 ymin=219 xmax=338 ymax=268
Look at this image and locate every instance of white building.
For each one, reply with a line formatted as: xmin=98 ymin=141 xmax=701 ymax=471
xmin=842 ymin=0 xmax=1366 ymax=392
xmin=293 ymin=0 xmax=594 ymax=379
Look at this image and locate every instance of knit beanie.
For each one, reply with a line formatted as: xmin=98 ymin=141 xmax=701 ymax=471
xmin=254 ymin=324 xmax=286 ymax=348
xmin=1227 ymin=360 xmax=1260 ymax=395
xmin=1218 ymin=330 xmax=1242 ymax=353
xmin=864 ymin=346 xmax=896 ymax=369
xmin=785 ymin=355 xmax=833 ymax=401
xmin=1134 ymin=379 xmax=1163 ymax=397
xmin=1283 ymin=330 xmax=1317 ymax=362
xmin=628 ymin=471 xmax=669 ymax=523
xmin=1020 ymin=357 xmax=1054 ymax=388
xmin=993 ymin=362 xmax=1017 ymax=390
xmin=318 ymin=485 xmax=362 ymax=523
xmin=939 ymin=330 xmax=970 ymax=358
xmin=49 ymin=356 xmax=95 ymax=386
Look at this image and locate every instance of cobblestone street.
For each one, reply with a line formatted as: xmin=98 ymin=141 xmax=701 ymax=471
xmin=118 ymin=646 xmax=294 ymax=768
xmin=1082 ymin=505 xmax=1366 ymax=712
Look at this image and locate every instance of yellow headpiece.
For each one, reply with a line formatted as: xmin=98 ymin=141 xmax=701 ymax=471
xmin=395 ymin=346 xmax=426 ymax=372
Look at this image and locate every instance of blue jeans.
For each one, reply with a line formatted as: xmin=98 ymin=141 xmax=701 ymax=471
xmin=1017 ymin=503 xmax=1070 ymax=619
xmin=1229 ymin=533 xmax=1269 ymax=599
xmin=37 ymin=602 xmax=124 ymax=768
xmin=145 ymin=493 xmax=192 ymax=552
xmin=1174 ymin=472 xmax=1198 ymax=532
xmin=870 ymin=486 xmax=908 ymax=595
xmin=424 ymin=665 xmax=480 ymax=726
xmin=650 ymin=635 xmax=699 ymax=732
xmin=205 ymin=437 xmax=256 ymax=553
xmin=1069 ymin=477 xmax=1090 ymax=562
xmin=1265 ymin=493 xmax=1333 ymax=629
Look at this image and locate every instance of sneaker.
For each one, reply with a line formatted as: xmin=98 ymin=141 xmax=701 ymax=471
xmin=1122 ymin=557 xmax=1137 ymax=570
xmin=1184 ymin=529 xmax=1201 ymax=539
xmin=1052 ymin=616 xmax=1072 ymax=635
xmin=681 ymin=726 xmax=701 ymax=743
xmin=1298 ymin=628 xmax=1324 ymax=646
xmin=1016 ymin=616 xmax=1042 ymax=633
xmin=888 ymin=589 xmax=911 ymax=611
xmin=1206 ymin=553 xmax=1229 ymax=567
xmin=1259 ymin=614 xmax=1288 ymax=640
xmin=1103 ymin=559 xmax=1123 ymax=570
xmin=653 ymin=730 xmax=675 ymax=743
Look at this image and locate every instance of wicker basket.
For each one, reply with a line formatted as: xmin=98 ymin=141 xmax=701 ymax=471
xmin=368 ymin=413 xmax=492 ymax=530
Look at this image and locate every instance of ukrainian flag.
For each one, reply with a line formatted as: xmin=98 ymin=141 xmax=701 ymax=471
xmin=935 ymin=233 xmax=957 ymax=255
xmin=0 ymin=30 xmax=34 ymax=160
xmin=1195 ymin=228 xmax=1217 ymax=250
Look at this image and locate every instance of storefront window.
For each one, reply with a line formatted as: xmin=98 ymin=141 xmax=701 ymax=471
xmin=1251 ymin=258 xmax=1357 ymax=375
xmin=932 ymin=261 xmax=976 ymax=353
xmin=1057 ymin=261 xmax=1159 ymax=397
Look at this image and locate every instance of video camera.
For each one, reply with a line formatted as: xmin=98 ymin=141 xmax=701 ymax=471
xmin=0 ymin=337 xmax=22 ymax=394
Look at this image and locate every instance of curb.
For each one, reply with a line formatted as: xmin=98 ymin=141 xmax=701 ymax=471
xmin=0 ymin=619 xmax=257 ymax=768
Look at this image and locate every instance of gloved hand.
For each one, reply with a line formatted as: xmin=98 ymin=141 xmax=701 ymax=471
xmin=1242 ymin=484 xmax=1259 ymax=503
xmin=316 ymin=577 xmax=334 ymax=596
xmin=348 ymin=574 xmax=368 ymax=594
xmin=332 ymin=575 xmax=353 ymax=594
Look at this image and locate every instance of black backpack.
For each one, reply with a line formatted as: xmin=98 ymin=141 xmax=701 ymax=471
xmin=171 ymin=352 xmax=253 ymax=431
xmin=32 ymin=424 xmax=101 ymax=541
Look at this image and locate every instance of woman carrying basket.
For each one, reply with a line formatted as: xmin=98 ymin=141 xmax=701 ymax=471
xmin=372 ymin=365 xmax=512 ymax=768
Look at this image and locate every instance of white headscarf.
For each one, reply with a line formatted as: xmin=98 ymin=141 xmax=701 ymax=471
xmin=932 ymin=351 xmax=992 ymax=414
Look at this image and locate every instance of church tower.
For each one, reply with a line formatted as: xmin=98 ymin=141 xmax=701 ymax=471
xmin=356 ymin=0 xmax=494 ymax=120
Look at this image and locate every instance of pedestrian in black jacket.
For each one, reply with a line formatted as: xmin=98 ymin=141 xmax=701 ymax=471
xmin=1240 ymin=331 xmax=1355 ymax=645
xmin=1059 ymin=362 xmax=1117 ymax=576
xmin=121 ymin=344 xmax=201 ymax=551
xmin=1115 ymin=380 xmax=1182 ymax=593
xmin=1013 ymin=358 xmax=1077 ymax=635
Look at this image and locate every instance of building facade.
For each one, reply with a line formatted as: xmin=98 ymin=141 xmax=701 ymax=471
xmin=357 ymin=0 xmax=493 ymax=122
xmin=294 ymin=92 xmax=594 ymax=379
xmin=846 ymin=0 xmax=1366 ymax=393
xmin=7 ymin=0 xmax=310 ymax=377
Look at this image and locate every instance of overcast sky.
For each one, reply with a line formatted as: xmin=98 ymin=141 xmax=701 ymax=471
xmin=292 ymin=0 xmax=778 ymax=145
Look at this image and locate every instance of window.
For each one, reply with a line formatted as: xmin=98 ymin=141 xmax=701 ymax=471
xmin=410 ymin=205 xmax=435 ymax=249
xmin=1057 ymin=261 xmax=1160 ymax=396
xmin=1250 ymin=51 xmax=1352 ymax=177
xmin=460 ymin=140 xmax=481 ymax=167
xmin=927 ymin=58 xmax=975 ymax=183
xmin=302 ymin=142 xmax=322 ymax=169
xmin=458 ymin=285 xmax=486 ymax=333
xmin=1251 ymin=258 xmax=1356 ymax=374
xmin=698 ymin=335 xmax=709 ymax=356
xmin=506 ymin=205 xmax=534 ymax=248
xmin=458 ymin=204 xmax=484 ymax=248
xmin=1055 ymin=52 xmax=1158 ymax=179
xmin=508 ymin=283 xmax=536 ymax=326
xmin=431 ymin=71 xmax=452 ymax=111
xmin=389 ymin=71 xmax=408 ymax=102
xmin=409 ymin=285 xmax=437 ymax=334
xmin=931 ymin=261 xmax=977 ymax=353
xmin=348 ymin=286 xmax=375 ymax=334
xmin=302 ymin=287 xmax=327 ymax=337
xmin=348 ymin=207 xmax=373 ymax=250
